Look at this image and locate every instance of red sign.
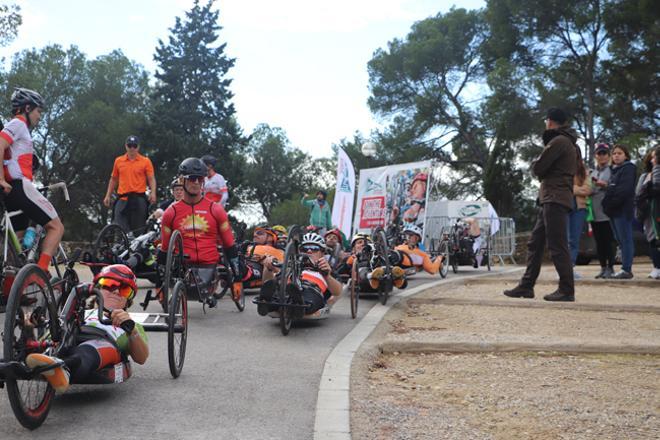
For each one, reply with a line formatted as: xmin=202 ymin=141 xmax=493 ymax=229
xmin=359 ymin=196 xmax=385 ymax=228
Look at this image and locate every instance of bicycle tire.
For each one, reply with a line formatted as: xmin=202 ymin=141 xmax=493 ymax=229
xmin=92 ymin=224 xmax=129 ymax=271
xmin=350 ymin=259 xmax=359 ymax=319
xmin=439 ymin=240 xmax=449 ymax=278
xmin=168 ymin=280 xmax=188 ymax=378
xmin=373 ymin=227 xmax=391 ymax=306
xmin=162 ymin=230 xmax=184 ymax=314
xmin=278 ymin=240 xmax=296 ymax=336
xmin=3 ymin=264 xmax=58 ymax=430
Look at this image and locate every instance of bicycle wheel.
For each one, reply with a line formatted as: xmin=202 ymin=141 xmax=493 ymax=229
xmin=92 ymin=224 xmax=129 ymax=272
xmin=168 ymin=280 xmax=188 ymax=378
xmin=278 ymin=240 xmax=297 ymax=336
xmin=162 ymin=230 xmax=184 ymax=313
xmin=350 ymin=259 xmax=359 ymax=319
xmin=3 ymin=264 xmax=58 ymax=430
xmin=438 ymin=240 xmax=449 ymax=279
xmin=373 ymin=228 xmax=392 ymax=306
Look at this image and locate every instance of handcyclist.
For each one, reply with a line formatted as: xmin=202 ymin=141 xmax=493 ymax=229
xmin=324 ymin=228 xmax=348 ymax=272
xmin=257 ymin=232 xmax=342 ymax=317
xmin=25 ymin=264 xmax=149 ymax=393
xmin=272 ymin=224 xmax=288 ymax=250
xmin=201 ymin=154 xmax=229 ymax=207
xmin=242 ymin=227 xmax=284 ymax=288
xmin=159 ymin=157 xmax=243 ymax=307
xmin=0 ymin=88 xmax=64 ymax=274
xmin=338 ymin=233 xmax=406 ymax=291
xmin=395 ymin=225 xmax=442 ymax=274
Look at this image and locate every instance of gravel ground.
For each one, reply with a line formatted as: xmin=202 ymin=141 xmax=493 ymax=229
xmin=352 ymin=352 xmax=660 ymax=440
xmin=351 ymin=264 xmax=660 ymax=440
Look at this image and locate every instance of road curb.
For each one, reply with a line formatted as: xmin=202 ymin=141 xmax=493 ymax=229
xmin=312 ymin=267 xmax=524 ymax=440
xmin=379 ymin=340 xmax=660 ymax=355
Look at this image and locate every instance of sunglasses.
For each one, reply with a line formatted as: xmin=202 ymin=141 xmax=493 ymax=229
xmin=301 ymin=245 xmax=322 ymax=253
xmin=183 ymin=175 xmax=205 ymax=183
xmin=126 ymin=143 xmax=139 ymax=149
xmin=254 ymin=230 xmax=266 ymax=235
xmin=97 ymin=277 xmax=134 ymax=299
xmin=595 ymin=150 xmax=609 ymax=156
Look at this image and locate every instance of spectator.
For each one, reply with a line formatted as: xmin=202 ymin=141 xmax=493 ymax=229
xmin=201 ymin=155 xmax=229 ymax=207
xmin=602 ymin=144 xmax=637 ymax=279
xmin=301 ymin=190 xmax=332 ymax=235
xmin=568 ymin=156 xmax=592 ymax=278
xmin=103 ymin=135 xmax=156 ymax=234
xmin=634 ymin=147 xmax=660 ymax=279
xmin=590 ymin=143 xmax=617 ymax=278
xmin=504 ymin=107 xmax=578 ymax=302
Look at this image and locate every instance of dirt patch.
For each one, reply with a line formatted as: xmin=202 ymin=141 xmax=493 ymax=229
xmin=352 ymin=352 xmax=660 ymax=440
xmin=351 ymin=266 xmax=660 ymax=439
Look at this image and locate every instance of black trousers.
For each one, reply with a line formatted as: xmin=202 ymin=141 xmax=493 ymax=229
xmin=590 ymin=220 xmax=616 ymax=269
xmin=520 ymin=203 xmax=574 ymax=294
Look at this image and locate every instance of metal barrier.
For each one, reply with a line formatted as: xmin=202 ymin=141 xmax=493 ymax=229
xmin=423 ymin=216 xmax=516 ymax=265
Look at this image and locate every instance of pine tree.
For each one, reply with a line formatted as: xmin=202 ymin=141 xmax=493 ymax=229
xmin=149 ymin=0 xmax=244 ymax=203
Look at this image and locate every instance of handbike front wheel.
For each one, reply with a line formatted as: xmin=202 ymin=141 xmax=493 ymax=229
xmin=278 ymin=241 xmax=297 ymax=336
xmin=92 ymin=224 xmax=129 ymax=273
xmin=162 ymin=230 xmax=184 ymax=314
xmin=439 ymin=240 xmax=449 ymax=279
xmin=168 ymin=280 xmax=188 ymax=378
xmin=3 ymin=264 xmax=58 ymax=430
xmin=350 ymin=260 xmax=359 ymax=319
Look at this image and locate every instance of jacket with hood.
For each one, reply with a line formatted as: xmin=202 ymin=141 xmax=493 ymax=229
xmin=602 ymin=160 xmax=637 ymax=220
xmin=532 ymin=127 xmax=579 ymax=209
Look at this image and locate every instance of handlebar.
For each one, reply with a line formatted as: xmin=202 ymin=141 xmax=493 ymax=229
xmin=37 ymin=182 xmax=70 ymax=202
xmin=92 ymin=287 xmax=135 ymax=332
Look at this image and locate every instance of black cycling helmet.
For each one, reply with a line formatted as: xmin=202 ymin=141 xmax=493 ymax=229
xmin=11 ymin=88 xmax=45 ymax=114
xmin=201 ymin=154 xmax=217 ymax=168
xmin=178 ymin=157 xmax=207 ymax=177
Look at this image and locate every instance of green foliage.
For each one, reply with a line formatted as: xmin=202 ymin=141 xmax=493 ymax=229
xmin=0 ymin=4 xmax=21 ymax=48
xmin=0 ymin=46 xmax=152 ymax=240
xmin=268 ymin=194 xmax=312 ymax=228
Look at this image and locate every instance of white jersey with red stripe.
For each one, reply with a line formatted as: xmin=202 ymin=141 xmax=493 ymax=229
xmin=1 ymin=116 xmax=34 ymax=181
xmin=204 ymin=172 xmax=228 ymax=206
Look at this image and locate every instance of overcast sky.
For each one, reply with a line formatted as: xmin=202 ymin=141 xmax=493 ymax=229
xmin=3 ymin=0 xmax=485 ymax=157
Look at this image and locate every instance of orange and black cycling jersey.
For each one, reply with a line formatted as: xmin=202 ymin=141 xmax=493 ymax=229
xmin=246 ymin=244 xmax=284 ymax=263
xmin=161 ymin=198 xmax=234 ymax=265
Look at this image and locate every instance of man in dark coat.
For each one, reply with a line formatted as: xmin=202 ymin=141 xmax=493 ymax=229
xmin=504 ymin=108 xmax=579 ymax=301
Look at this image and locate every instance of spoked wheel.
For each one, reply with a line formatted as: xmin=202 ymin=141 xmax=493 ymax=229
xmin=162 ymin=230 xmax=184 ymax=313
xmin=278 ymin=240 xmax=297 ymax=336
xmin=3 ymin=264 xmax=58 ymax=430
xmin=373 ymin=227 xmax=392 ymax=306
xmin=167 ymin=280 xmax=188 ymax=378
xmin=438 ymin=240 xmax=449 ymax=279
xmin=350 ymin=259 xmax=359 ymax=319
xmin=92 ymin=224 xmax=129 ymax=274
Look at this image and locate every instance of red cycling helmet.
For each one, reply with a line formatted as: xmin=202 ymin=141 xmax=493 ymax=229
xmin=93 ymin=264 xmax=138 ymax=303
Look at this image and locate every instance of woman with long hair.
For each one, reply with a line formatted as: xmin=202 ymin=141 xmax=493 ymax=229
xmin=568 ymin=155 xmax=592 ymax=278
xmin=590 ymin=144 xmax=617 ymax=278
xmin=602 ymin=144 xmax=637 ymax=279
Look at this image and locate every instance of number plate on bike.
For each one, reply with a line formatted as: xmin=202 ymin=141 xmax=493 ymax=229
xmin=114 ymin=363 xmax=124 ymax=383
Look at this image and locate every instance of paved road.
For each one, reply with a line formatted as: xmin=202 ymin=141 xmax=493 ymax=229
xmin=0 ymin=266 xmax=482 ymax=438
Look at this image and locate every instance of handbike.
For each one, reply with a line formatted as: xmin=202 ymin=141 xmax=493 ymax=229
xmin=252 ymin=225 xmax=333 ymax=336
xmin=372 ymin=226 xmax=394 ymax=305
xmin=0 ymin=263 xmax=187 ymax=429
xmin=158 ymin=230 xmax=243 ymax=314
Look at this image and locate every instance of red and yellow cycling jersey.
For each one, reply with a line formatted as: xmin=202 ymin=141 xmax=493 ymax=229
xmin=161 ymin=198 xmax=235 ymax=265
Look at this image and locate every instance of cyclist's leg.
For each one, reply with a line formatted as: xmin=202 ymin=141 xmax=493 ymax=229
xmin=6 ymin=179 xmax=62 ymax=271
xmin=301 ymin=287 xmax=325 ymax=315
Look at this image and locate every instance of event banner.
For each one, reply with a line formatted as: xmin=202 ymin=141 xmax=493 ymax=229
xmin=353 ymin=160 xmax=432 ymax=241
xmin=331 ymin=147 xmax=356 ymax=239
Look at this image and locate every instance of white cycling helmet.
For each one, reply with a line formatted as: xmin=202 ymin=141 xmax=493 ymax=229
xmin=301 ymin=232 xmax=326 ymax=249
xmin=403 ymin=224 xmax=423 ymax=238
